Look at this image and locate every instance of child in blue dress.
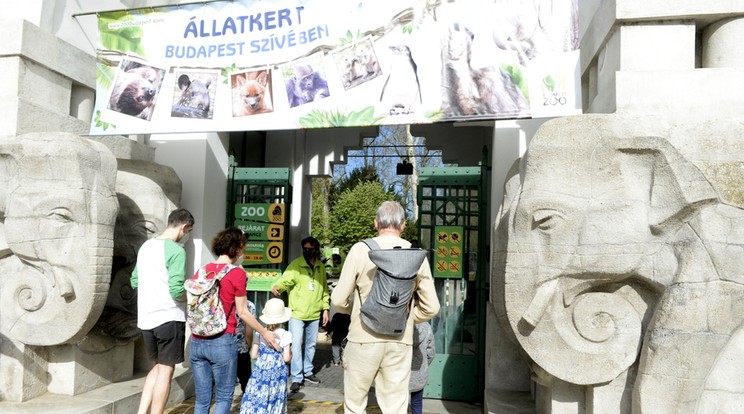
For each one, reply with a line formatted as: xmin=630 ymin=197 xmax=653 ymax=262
xmin=240 ymin=298 xmax=293 ymax=414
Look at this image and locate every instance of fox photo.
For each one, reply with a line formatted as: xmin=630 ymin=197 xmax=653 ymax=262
xmin=231 ymin=69 xmax=274 ymax=117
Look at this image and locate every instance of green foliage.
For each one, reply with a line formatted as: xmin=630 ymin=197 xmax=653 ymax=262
xmin=94 ymin=110 xmax=115 ymax=131
xmin=502 ymin=64 xmax=530 ymax=102
xmin=221 ymin=63 xmax=237 ymax=84
xmin=97 ymin=13 xmax=147 ymax=57
xmin=401 ymin=220 xmax=418 ymax=244
xmin=298 ymin=106 xmax=384 ymax=128
xmin=329 ymin=165 xmax=379 ymax=207
xmin=311 ymin=178 xmax=333 ymax=246
xmin=339 ymin=29 xmax=364 ymax=46
xmin=96 ymin=61 xmax=116 ymax=91
xmin=329 ymin=181 xmax=395 ymax=252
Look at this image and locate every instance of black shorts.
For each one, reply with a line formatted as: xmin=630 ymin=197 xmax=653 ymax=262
xmin=141 ymin=321 xmax=186 ymax=365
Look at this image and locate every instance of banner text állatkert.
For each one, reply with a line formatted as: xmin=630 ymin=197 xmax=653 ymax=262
xmin=90 ymin=0 xmax=581 ymax=135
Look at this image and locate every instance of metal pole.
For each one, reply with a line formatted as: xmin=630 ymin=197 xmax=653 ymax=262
xmin=71 ymin=0 xmax=232 ymax=18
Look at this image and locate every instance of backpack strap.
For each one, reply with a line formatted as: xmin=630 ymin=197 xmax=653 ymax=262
xmin=362 ymin=238 xmax=379 ymax=251
xmin=196 ymin=263 xmax=237 ymax=280
xmin=357 ymin=239 xmax=382 ymax=305
xmin=215 ymin=263 xmax=237 ymax=280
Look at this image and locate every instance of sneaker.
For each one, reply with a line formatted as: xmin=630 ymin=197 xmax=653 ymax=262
xmin=290 ymin=382 xmax=302 ymax=392
xmin=304 ymin=374 xmax=321 ymax=384
xmin=332 ymin=362 xmax=341 ymax=367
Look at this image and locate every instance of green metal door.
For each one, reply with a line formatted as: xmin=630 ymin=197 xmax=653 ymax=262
xmin=227 ymin=159 xmax=292 ymax=312
xmin=417 ymin=153 xmax=488 ymax=402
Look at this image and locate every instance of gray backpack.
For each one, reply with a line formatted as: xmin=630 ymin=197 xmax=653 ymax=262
xmin=357 ymin=238 xmax=428 ymax=337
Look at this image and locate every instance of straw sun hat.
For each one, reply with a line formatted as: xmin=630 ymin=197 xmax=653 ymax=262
xmin=259 ymin=298 xmax=292 ymax=325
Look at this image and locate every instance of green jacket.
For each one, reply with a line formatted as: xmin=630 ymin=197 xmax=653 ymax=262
xmin=273 ymin=256 xmax=329 ymax=321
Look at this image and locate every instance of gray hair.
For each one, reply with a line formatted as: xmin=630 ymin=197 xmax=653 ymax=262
xmin=376 ymin=201 xmax=405 ymax=230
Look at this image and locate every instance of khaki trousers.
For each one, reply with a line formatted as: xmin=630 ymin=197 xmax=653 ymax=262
xmin=343 ymin=341 xmax=413 ymax=414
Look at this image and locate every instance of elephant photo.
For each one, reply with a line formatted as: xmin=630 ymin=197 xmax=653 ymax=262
xmin=494 ymin=115 xmax=744 ymax=413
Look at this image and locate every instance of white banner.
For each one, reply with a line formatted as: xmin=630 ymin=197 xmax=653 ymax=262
xmin=90 ymin=0 xmax=581 ymax=135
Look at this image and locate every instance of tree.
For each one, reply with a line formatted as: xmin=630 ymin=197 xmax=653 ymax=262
xmin=348 ymin=125 xmax=443 ymax=223
xmin=329 ymin=165 xmax=378 ymax=208
xmin=329 ymin=180 xmax=395 ymax=252
xmin=310 ymin=177 xmax=332 ymax=246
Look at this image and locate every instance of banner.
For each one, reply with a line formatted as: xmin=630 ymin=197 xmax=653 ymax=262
xmin=91 ymin=0 xmax=581 ymax=135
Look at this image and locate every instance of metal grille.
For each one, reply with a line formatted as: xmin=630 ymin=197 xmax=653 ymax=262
xmin=418 ymin=164 xmax=488 ymax=402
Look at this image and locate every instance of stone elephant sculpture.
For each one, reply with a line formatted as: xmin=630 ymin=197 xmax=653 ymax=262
xmin=88 ymin=159 xmax=182 ymax=345
xmin=0 ymin=132 xmax=118 ymax=346
xmin=494 ymin=115 xmax=744 ymax=412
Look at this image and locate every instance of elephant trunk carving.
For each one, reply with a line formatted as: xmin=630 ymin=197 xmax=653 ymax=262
xmin=496 ymin=115 xmax=744 ymax=412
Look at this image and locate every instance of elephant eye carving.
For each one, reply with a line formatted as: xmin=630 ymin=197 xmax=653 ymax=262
xmin=132 ymin=220 xmax=157 ymax=237
xmin=48 ymin=207 xmax=74 ymax=223
xmin=532 ymin=209 xmax=564 ymax=231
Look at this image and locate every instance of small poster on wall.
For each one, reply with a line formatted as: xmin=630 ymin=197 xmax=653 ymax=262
xmin=432 ymin=225 xmax=464 ymax=279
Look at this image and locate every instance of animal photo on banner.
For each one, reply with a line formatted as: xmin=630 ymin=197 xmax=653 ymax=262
xmin=231 ymin=69 xmax=274 ymax=117
xmin=107 ymin=59 xmax=165 ymax=121
xmin=333 ymin=38 xmax=382 ymax=91
xmin=378 ymin=43 xmax=421 ymax=116
xmin=170 ymin=70 xmax=217 ymax=119
xmin=283 ymin=54 xmax=331 ymax=108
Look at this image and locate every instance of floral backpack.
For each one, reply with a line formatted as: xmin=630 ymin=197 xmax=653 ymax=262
xmin=184 ymin=264 xmax=238 ymax=336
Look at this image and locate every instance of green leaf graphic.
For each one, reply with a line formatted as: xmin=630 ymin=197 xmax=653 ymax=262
xmin=98 ymin=13 xmax=147 ymax=57
xmin=298 ymin=106 xmax=384 ymax=128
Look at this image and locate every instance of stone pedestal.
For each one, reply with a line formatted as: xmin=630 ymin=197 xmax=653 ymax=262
xmin=47 ymin=342 xmax=134 ymax=396
xmin=0 ymin=337 xmax=47 ymax=402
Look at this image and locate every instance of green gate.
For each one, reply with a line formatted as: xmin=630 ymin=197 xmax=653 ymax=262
xmin=227 ymin=159 xmax=292 ymax=310
xmin=418 ymin=150 xmax=489 ymax=402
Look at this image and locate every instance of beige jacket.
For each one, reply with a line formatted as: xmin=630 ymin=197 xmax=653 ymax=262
xmin=330 ymin=235 xmax=440 ymax=345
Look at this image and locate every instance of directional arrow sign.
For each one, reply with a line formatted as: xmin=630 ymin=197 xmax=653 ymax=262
xmin=235 ymin=219 xmax=284 ymax=241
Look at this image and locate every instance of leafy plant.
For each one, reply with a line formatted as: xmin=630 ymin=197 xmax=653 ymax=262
xmin=329 ymin=181 xmax=396 ymax=252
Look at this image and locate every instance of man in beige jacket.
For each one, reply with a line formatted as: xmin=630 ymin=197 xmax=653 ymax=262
xmin=331 ymin=201 xmax=440 ymax=413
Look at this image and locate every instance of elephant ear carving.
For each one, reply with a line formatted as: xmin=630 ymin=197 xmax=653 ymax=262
xmin=0 ymin=145 xmax=21 ymax=217
xmin=0 ymin=146 xmax=21 ymax=258
xmin=618 ymin=136 xmax=718 ymax=234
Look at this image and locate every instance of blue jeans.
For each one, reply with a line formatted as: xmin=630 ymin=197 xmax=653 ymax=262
xmin=288 ymin=317 xmax=319 ymax=383
xmin=189 ymin=334 xmax=238 ymax=414
xmin=410 ymin=389 xmax=424 ymax=414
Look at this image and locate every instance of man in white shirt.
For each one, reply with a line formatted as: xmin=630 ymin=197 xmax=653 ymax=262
xmin=130 ymin=208 xmax=194 ymax=414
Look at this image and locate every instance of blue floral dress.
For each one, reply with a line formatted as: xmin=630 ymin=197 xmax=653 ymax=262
xmin=239 ymin=329 xmax=292 ymax=414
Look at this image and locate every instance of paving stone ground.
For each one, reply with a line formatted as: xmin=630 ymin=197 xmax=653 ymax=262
xmin=164 ymin=333 xmax=482 ymax=414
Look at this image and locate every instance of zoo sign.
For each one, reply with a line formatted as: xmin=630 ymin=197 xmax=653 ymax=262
xmin=234 ymin=203 xmax=285 ymax=223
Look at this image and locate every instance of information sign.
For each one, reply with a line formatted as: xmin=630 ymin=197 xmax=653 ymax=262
xmin=243 ymin=241 xmax=283 ymax=265
xmin=235 ymin=219 xmax=283 ymax=240
xmin=433 ymin=225 xmax=464 ymax=278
